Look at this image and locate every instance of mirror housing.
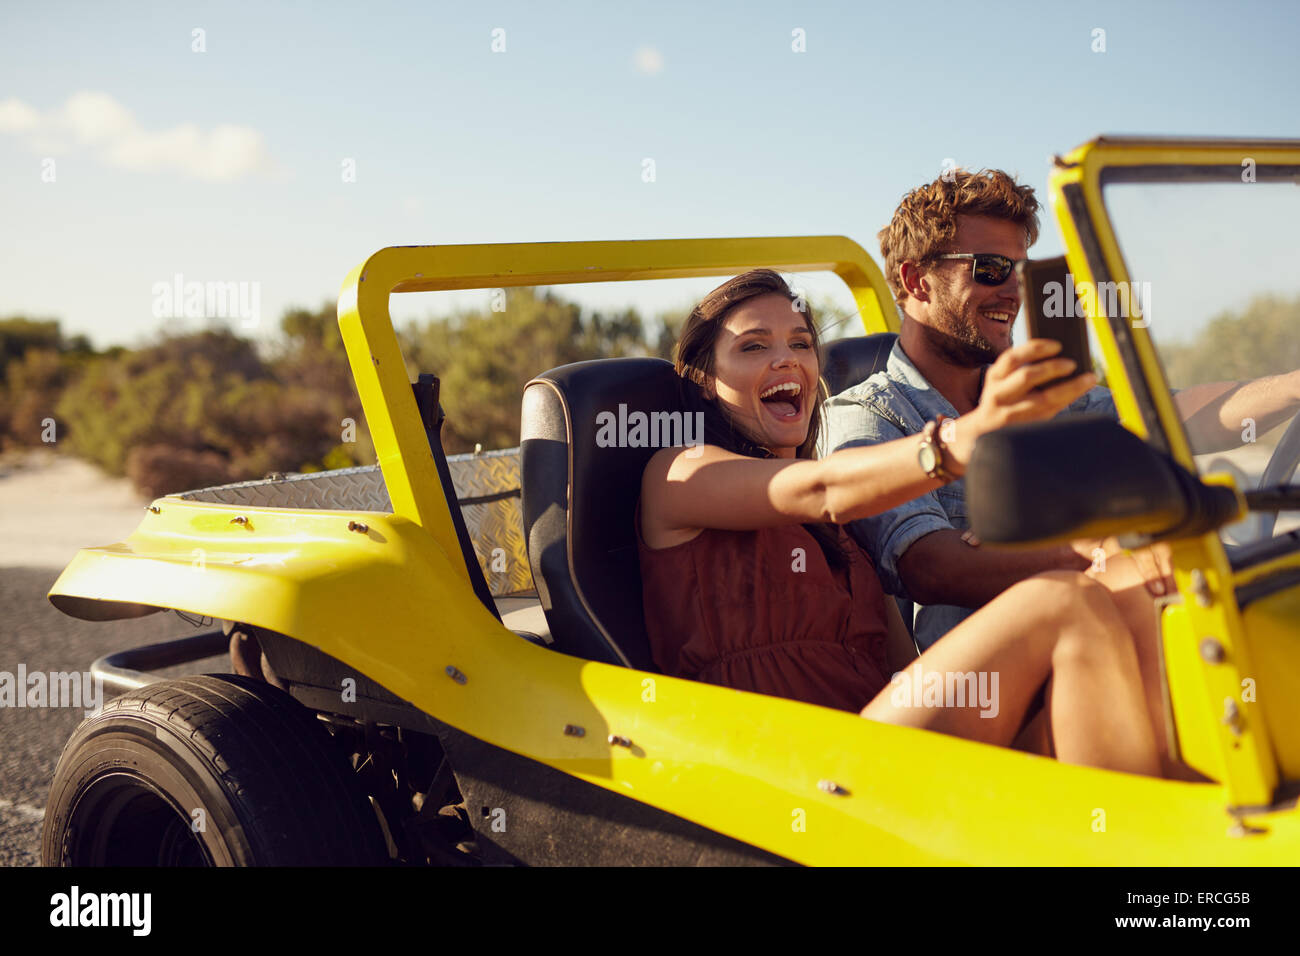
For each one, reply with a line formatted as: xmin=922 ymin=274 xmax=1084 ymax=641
xmin=967 ymin=416 xmax=1243 ymax=547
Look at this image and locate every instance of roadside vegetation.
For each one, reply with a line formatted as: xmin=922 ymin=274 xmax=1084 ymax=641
xmin=1 ymin=292 xmax=1296 ymax=497
xmin=0 ymin=290 xmax=671 ymax=496
xmin=1161 ymin=295 xmax=1300 ymax=387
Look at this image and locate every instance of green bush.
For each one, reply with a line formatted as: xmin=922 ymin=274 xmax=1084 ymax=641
xmin=401 ymin=287 xmax=648 ymax=454
xmin=1162 ymin=295 xmax=1300 ymax=387
xmin=2 ymin=348 xmax=71 ymax=447
xmin=53 ymin=320 xmax=376 ymax=493
xmin=9 ymin=289 xmax=1297 ymax=498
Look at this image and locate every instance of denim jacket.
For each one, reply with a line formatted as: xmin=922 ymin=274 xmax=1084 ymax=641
xmin=820 ymin=340 xmax=1117 ymax=650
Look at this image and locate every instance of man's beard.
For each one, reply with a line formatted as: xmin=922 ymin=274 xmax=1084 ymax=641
xmin=921 ymin=284 xmax=1000 ymax=368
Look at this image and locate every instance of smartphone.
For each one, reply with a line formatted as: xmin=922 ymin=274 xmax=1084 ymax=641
xmin=1017 ymin=256 xmax=1092 ymax=390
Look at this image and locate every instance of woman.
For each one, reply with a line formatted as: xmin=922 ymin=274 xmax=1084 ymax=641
xmin=638 ymin=269 xmax=1164 ymax=777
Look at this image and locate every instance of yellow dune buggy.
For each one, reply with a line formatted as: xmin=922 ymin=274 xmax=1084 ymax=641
xmin=43 ymin=136 xmax=1300 ymax=865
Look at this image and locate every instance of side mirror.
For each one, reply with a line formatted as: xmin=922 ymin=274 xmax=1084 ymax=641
xmin=967 ymin=416 xmax=1242 ymax=547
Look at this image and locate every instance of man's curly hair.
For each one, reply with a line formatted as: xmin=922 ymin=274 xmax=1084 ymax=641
xmin=878 ymin=169 xmax=1040 ymax=307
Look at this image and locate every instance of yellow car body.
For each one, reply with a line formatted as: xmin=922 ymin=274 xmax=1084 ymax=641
xmin=47 ymin=137 xmax=1300 ymax=865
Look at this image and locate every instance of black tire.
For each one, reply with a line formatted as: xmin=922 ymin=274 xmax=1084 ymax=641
xmin=41 ymin=674 xmax=388 ymax=866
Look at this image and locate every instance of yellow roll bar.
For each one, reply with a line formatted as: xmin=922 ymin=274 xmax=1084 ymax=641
xmin=337 ymin=236 xmax=895 ymax=570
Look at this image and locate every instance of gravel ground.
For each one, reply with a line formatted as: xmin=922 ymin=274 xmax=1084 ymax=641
xmin=0 ymin=449 xmax=225 ymax=866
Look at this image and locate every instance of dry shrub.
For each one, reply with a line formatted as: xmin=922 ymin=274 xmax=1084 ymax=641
xmin=126 ymin=444 xmax=232 ymax=499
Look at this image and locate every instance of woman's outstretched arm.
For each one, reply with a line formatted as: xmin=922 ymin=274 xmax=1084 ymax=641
xmin=642 ymin=339 xmax=1095 ymax=546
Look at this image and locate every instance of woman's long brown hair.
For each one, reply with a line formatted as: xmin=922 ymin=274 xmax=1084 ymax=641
xmin=673 ymin=269 xmax=851 ymax=570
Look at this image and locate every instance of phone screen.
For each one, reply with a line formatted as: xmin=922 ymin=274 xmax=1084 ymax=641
xmin=1018 ymin=256 xmax=1092 ymax=390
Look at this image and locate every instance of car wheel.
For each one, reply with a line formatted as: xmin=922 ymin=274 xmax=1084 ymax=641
xmin=42 ymin=674 xmax=388 ymax=866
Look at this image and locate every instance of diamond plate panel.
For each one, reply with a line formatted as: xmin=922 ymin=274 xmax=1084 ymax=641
xmin=179 ymin=465 xmax=392 ymax=511
xmin=179 ymin=449 xmax=532 ymax=596
xmin=447 ymin=449 xmax=532 ymax=597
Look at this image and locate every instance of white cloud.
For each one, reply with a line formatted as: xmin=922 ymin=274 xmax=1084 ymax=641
xmin=62 ymin=91 xmax=135 ymax=145
xmin=633 ymin=45 xmax=664 ymax=75
xmin=0 ymin=91 xmax=272 ymax=182
xmin=0 ymin=98 xmax=40 ymax=133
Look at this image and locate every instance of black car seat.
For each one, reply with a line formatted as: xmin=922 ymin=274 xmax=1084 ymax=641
xmin=520 ymin=336 xmax=913 ymax=667
xmin=820 ymin=332 xmax=897 ymax=398
xmin=819 ymin=332 xmax=916 ymax=638
xmin=520 ymin=357 xmax=682 ymax=669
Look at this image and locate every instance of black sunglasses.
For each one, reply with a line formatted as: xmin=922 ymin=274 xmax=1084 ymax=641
xmin=935 ymin=253 xmax=1018 ymax=286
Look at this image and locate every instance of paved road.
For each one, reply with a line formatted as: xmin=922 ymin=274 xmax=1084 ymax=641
xmin=0 ymin=566 xmax=224 ymax=866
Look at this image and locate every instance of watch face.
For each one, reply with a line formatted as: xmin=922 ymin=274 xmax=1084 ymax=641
xmin=919 ymin=443 xmax=937 ymax=473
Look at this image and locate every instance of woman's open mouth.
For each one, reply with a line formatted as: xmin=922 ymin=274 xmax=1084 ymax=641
xmin=759 ymin=380 xmax=803 ymax=421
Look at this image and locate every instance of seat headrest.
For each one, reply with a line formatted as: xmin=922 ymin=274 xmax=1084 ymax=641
xmin=521 ymin=357 xmax=687 ymax=670
xmin=821 ymin=332 xmax=898 ymax=398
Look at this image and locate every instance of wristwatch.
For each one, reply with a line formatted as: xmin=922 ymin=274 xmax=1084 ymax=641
xmin=917 ymin=415 xmax=958 ymax=482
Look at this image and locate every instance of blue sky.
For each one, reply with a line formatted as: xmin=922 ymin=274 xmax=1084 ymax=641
xmin=1 ymin=0 xmax=1297 ymax=350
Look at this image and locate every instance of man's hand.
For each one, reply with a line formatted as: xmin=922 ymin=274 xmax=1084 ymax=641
xmin=1081 ymin=537 xmax=1175 ymax=597
xmin=1128 ymin=543 xmax=1175 ymax=598
xmin=946 ymin=339 xmax=1098 ymax=471
xmin=1071 ymin=536 xmax=1122 ymax=573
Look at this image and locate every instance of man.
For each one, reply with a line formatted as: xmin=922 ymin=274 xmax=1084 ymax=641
xmin=824 ymin=169 xmax=1300 ymax=649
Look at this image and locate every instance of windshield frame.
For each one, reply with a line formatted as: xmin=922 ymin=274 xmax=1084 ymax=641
xmin=1047 ymin=138 xmax=1300 ymax=808
xmin=1050 ymin=137 xmax=1300 ymax=572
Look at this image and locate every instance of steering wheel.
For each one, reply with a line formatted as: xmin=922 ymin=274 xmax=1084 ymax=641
xmin=1255 ymin=408 xmax=1300 ymax=538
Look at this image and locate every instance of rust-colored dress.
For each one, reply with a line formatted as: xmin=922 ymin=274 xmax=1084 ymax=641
xmin=636 ymin=507 xmax=893 ymax=712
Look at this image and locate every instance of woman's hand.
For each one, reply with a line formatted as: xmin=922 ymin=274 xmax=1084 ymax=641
xmin=947 ymin=339 xmax=1098 ymax=471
